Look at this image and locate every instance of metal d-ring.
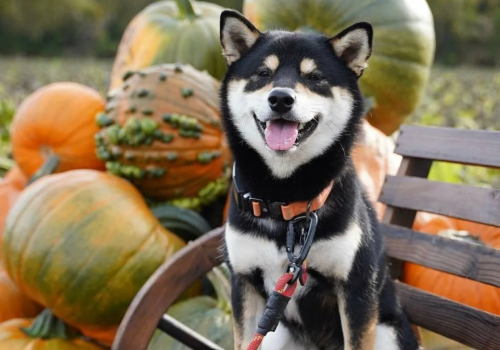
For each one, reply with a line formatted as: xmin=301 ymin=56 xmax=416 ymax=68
xmin=305 ymin=199 xmax=313 ymax=221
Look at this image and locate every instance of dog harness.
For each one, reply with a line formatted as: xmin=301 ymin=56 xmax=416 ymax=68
xmin=232 ymin=163 xmax=333 ymax=350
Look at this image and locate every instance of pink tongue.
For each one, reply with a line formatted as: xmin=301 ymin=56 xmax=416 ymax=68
xmin=265 ymin=120 xmax=299 ymax=151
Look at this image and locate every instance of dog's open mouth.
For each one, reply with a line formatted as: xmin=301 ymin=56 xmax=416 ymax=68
xmin=254 ymin=114 xmax=319 ymax=151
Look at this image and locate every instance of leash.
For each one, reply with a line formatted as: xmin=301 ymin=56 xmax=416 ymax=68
xmin=231 ymin=163 xmax=327 ymax=350
xmin=246 ymin=211 xmax=319 ymax=350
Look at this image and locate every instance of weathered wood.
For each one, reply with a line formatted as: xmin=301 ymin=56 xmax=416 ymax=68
xmin=382 ymin=224 xmax=500 ymax=287
xmin=397 ymin=282 xmax=500 ymax=350
xmin=395 ymin=125 xmax=500 ymax=168
xmin=380 ymin=176 xmax=500 ymax=227
xmin=157 ymin=315 xmax=225 ymax=350
xmin=381 ymin=157 xmax=432 ymax=282
xmin=112 ymin=227 xmax=225 ymax=350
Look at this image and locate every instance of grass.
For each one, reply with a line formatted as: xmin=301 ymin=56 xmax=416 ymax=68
xmin=0 ymin=57 xmax=499 ymax=185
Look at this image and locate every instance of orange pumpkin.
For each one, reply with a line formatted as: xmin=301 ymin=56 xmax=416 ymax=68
xmin=0 ymin=314 xmax=105 ymax=350
xmin=3 ymin=166 xmax=27 ymax=190
xmin=10 ymin=82 xmax=106 ymax=178
xmin=352 ymin=120 xmax=401 ymax=220
xmin=405 ymin=213 xmax=500 ymax=315
xmin=98 ymin=64 xmax=231 ymax=208
xmin=0 ymin=263 xmax=42 ymax=323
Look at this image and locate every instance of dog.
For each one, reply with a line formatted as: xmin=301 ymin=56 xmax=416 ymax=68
xmin=219 ymin=9 xmax=420 ymax=350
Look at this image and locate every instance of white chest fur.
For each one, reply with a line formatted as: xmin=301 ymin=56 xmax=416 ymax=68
xmin=225 ymin=222 xmax=363 ymax=322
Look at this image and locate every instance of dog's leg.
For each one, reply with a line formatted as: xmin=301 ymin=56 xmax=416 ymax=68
xmin=337 ymin=282 xmax=378 ymax=350
xmin=375 ymin=276 xmax=421 ymax=350
xmin=231 ymin=274 xmax=266 ymax=350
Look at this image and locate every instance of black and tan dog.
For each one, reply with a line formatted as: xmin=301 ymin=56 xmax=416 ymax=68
xmin=219 ymin=10 xmax=420 ymax=350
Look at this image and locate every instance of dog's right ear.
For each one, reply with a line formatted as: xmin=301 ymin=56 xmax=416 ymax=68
xmin=220 ymin=10 xmax=261 ymax=65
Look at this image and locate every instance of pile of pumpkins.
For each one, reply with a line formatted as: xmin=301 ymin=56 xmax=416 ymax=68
xmin=2 ymin=0 xmax=496 ymax=350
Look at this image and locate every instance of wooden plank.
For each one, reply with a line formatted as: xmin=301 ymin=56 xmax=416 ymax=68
xmin=381 ymin=224 xmax=500 ymax=287
xmin=112 ymin=227 xmax=224 ymax=350
xmin=157 ymin=315 xmax=225 ymax=350
xmin=395 ymin=125 xmax=500 ymax=168
xmin=381 ymin=157 xmax=432 ymax=283
xmin=396 ymin=282 xmax=500 ymax=350
xmin=379 ymin=176 xmax=500 ymax=227
xmin=381 ymin=158 xmax=433 ymax=227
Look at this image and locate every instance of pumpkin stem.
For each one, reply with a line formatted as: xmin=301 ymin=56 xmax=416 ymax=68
xmin=28 ymin=154 xmax=60 ymax=185
xmin=21 ymin=309 xmax=81 ymax=340
xmin=175 ymin=0 xmax=198 ymax=19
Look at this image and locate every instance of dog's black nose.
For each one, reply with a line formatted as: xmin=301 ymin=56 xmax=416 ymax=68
xmin=268 ymin=89 xmax=295 ymax=114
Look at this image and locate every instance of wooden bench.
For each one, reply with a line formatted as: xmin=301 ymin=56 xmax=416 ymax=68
xmin=111 ymin=125 xmax=500 ymax=350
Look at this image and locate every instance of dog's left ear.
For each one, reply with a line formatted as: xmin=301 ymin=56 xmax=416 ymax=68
xmin=329 ymin=22 xmax=373 ymax=78
xmin=220 ymin=10 xmax=261 ymax=66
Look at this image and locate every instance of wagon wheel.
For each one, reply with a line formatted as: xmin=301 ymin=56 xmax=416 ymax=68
xmin=112 ymin=227 xmax=226 ymax=350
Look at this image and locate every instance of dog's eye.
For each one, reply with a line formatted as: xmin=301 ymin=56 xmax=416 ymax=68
xmin=307 ymin=74 xmax=321 ymax=81
xmin=258 ymin=70 xmax=271 ymax=77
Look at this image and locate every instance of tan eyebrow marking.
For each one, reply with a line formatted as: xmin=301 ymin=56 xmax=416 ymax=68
xmin=263 ymin=55 xmax=280 ymax=71
xmin=300 ymin=58 xmax=317 ymax=75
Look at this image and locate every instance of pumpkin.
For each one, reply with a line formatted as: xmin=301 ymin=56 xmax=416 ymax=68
xmin=98 ymin=64 xmax=231 ymax=208
xmin=352 ymin=120 xmax=401 ymax=220
xmin=243 ymin=0 xmax=436 ymax=135
xmin=0 ymin=311 xmax=105 ymax=350
xmin=10 ymin=82 xmax=106 ymax=178
xmin=3 ymin=166 xmax=27 ymax=190
xmin=205 ymin=0 xmax=242 ymax=11
xmin=0 ymin=263 xmax=42 ymax=323
xmin=1 ymin=170 xmax=186 ymax=346
xmin=109 ymin=0 xmax=227 ymax=90
xmin=149 ymin=265 xmax=233 ymax=350
xmin=0 ymin=178 xmax=22 ymax=257
xmin=404 ymin=213 xmax=500 ymax=315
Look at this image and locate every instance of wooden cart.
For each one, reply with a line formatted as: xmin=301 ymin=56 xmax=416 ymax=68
xmin=112 ymin=125 xmax=500 ymax=350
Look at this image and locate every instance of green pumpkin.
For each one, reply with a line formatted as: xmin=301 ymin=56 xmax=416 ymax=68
xmin=243 ymin=0 xmax=436 ymax=135
xmin=148 ymin=265 xmax=234 ymax=350
xmin=205 ymin=0 xmax=242 ymax=12
xmin=1 ymin=170 xmax=187 ymax=345
xmin=110 ymin=0 xmax=227 ymax=89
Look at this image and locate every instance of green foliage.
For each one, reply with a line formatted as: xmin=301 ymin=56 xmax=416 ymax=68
xmin=409 ymin=66 xmax=500 ymax=188
xmin=0 ymin=0 xmax=243 ymax=57
xmin=430 ymin=0 xmax=500 ymax=66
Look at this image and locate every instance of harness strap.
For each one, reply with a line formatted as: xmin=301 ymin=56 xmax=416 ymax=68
xmin=232 ymin=162 xmax=333 ymax=221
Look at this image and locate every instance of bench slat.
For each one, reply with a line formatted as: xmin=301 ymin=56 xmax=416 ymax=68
xmin=379 ymin=176 xmax=500 ymax=227
xmin=395 ymin=125 xmax=500 ymax=168
xmin=397 ymin=282 xmax=500 ymax=350
xmin=382 ymin=223 xmax=500 ymax=287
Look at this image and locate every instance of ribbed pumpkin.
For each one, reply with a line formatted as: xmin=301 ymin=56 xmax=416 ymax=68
xmin=205 ymin=0 xmax=242 ymax=11
xmin=109 ymin=0 xmax=227 ymax=90
xmin=1 ymin=170 xmax=186 ymax=345
xmin=0 ymin=263 xmax=42 ymax=323
xmin=10 ymin=82 xmax=106 ymax=178
xmin=405 ymin=213 xmax=500 ymax=315
xmin=352 ymin=120 xmax=401 ymax=220
xmin=149 ymin=265 xmax=233 ymax=350
xmin=97 ymin=64 xmax=231 ymax=208
xmin=243 ymin=0 xmax=435 ymax=135
xmin=0 ymin=314 xmax=105 ymax=350
xmin=0 ymin=177 xmax=23 ymax=257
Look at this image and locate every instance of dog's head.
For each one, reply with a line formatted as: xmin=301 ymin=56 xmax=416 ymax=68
xmin=220 ymin=11 xmax=373 ymax=179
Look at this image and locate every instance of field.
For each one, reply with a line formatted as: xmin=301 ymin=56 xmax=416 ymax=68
xmin=0 ymin=57 xmax=499 ymax=185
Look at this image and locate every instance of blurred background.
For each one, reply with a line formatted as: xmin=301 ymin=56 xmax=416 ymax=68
xmin=0 ymin=0 xmax=499 ymax=186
